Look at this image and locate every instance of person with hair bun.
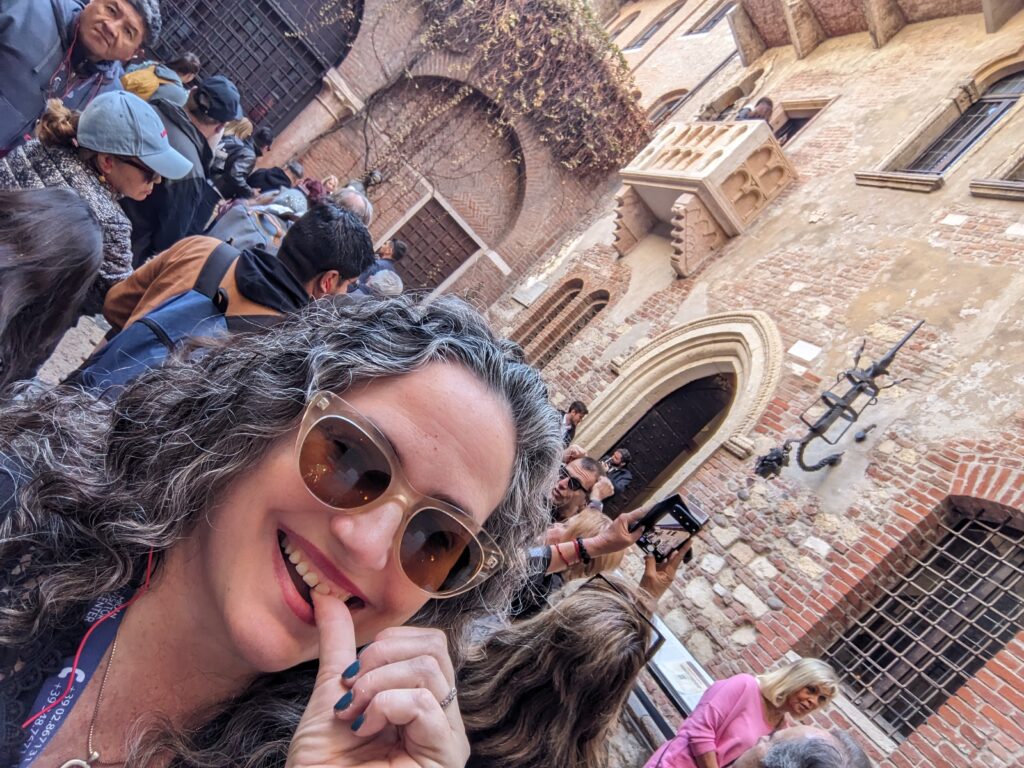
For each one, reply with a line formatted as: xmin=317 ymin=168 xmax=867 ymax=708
xmin=0 ymin=189 xmax=104 ymax=388
xmin=0 ymin=91 xmax=190 ymax=315
xmin=645 ymin=657 xmax=841 ymax=768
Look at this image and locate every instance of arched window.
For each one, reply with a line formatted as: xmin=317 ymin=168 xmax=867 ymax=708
xmin=623 ymin=1 xmax=686 ymax=51
xmin=825 ymin=498 xmax=1024 ymax=741
xmin=513 ymin=278 xmax=583 ymax=348
xmin=513 ymin=281 xmax=609 ymax=367
xmin=648 ymin=90 xmax=689 ymax=127
xmin=901 ymin=69 xmax=1024 ymax=174
xmin=534 ymin=290 xmax=609 ymax=368
xmin=609 ymin=11 xmax=640 ymax=40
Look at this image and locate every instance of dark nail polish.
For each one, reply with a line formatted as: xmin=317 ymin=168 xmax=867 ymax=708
xmin=350 ymin=714 xmax=365 ymax=732
xmin=334 ymin=691 xmax=353 ymax=712
xmin=342 ymin=659 xmax=360 ymax=679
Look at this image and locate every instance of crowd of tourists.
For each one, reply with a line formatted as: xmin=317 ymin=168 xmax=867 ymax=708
xmin=0 ymin=1 xmax=874 ymax=767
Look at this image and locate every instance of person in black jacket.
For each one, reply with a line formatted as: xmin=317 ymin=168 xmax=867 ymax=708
xmin=560 ymin=400 xmax=588 ymax=447
xmin=122 ymin=75 xmax=243 ymax=266
xmin=602 ymin=447 xmax=634 ymax=497
xmin=211 ymin=119 xmax=258 ymax=200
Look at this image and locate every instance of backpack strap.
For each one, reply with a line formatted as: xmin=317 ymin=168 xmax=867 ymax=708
xmin=193 ymin=242 xmax=239 ymax=313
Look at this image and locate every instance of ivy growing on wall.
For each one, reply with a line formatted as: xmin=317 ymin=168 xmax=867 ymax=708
xmin=418 ymin=0 xmax=650 ymax=173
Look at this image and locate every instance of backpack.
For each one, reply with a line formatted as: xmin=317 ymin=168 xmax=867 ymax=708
xmin=69 ymin=243 xmax=245 ymax=398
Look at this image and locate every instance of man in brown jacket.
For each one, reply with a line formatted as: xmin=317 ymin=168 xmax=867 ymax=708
xmin=104 ymin=204 xmax=374 ymax=332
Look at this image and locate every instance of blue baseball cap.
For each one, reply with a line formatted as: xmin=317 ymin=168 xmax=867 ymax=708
xmin=194 ymin=75 xmax=244 ymax=122
xmin=77 ymin=91 xmax=192 ymax=180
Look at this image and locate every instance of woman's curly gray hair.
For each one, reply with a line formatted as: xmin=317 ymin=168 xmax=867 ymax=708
xmin=0 ymin=295 xmax=561 ymax=767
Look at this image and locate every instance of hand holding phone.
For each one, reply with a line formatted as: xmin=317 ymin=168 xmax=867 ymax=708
xmin=633 ymin=493 xmax=708 ymax=563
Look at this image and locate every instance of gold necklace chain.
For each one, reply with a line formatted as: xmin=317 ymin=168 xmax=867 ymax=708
xmin=58 ymin=624 xmax=122 ymax=768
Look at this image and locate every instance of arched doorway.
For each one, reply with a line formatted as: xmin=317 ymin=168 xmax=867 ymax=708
xmin=576 ymin=311 xmax=783 ymax=505
xmin=153 ymin=0 xmax=363 ymax=132
xmin=604 ymin=373 xmax=736 ymax=516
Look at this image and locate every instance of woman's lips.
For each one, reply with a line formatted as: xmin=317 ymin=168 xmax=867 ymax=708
xmin=278 ymin=525 xmax=370 ymax=605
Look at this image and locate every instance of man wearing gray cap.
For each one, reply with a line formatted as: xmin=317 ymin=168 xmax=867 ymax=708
xmin=123 ymin=75 xmax=245 ymax=266
xmin=0 ymin=0 xmax=162 ymax=153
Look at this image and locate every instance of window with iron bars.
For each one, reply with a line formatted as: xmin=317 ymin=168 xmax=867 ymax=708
xmin=824 ymin=507 xmax=1024 ymax=742
xmin=900 ymin=70 xmax=1024 ymax=174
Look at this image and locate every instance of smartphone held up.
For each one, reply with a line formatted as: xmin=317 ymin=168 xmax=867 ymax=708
xmin=631 ymin=493 xmax=709 ymax=563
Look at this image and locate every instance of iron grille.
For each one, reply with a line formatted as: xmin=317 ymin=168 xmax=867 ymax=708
xmin=394 ymin=198 xmax=479 ymax=291
xmin=690 ymin=2 xmax=734 ymax=34
xmin=825 ymin=512 xmax=1024 ymax=741
xmin=152 ymin=0 xmax=359 ymax=133
xmin=624 ymin=1 xmax=686 ymax=51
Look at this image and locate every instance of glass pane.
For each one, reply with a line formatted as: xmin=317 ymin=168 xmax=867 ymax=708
xmin=902 ymin=99 xmax=1015 ymax=173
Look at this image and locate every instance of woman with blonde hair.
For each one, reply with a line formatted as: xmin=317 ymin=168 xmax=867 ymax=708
xmin=461 ymin=575 xmax=654 ymax=768
xmin=645 ymin=657 xmax=840 ymax=768
xmin=0 ymin=91 xmax=189 ymax=315
xmin=212 ymin=118 xmax=260 ymax=200
xmin=509 ymin=508 xmax=626 ymax=619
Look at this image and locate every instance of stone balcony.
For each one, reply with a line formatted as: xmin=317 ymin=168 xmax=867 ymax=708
xmin=614 ymin=120 xmax=795 ymax=278
xmin=728 ymin=0 xmax=1022 ymax=65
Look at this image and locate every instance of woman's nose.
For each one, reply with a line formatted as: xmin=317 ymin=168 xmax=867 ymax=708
xmin=328 ymin=500 xmax=405 ymax=573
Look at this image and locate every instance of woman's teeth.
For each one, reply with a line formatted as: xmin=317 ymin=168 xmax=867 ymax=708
xmin=283 ymin=536 xmax=352 ymax=600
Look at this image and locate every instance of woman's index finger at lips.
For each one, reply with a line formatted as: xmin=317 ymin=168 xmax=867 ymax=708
xmin=310 ymin=590 xmax=358 ymax=680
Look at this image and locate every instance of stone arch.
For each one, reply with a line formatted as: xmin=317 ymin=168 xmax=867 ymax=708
xmin=699 ymin=67 xmax=765 ymax=120
xmin=575 ymin=310 xmax=783 ymax=492
xmin=973 ymin=45 xmax=1024 ymax=93
xmin=648 ymin=89 xmax=690 ymax=127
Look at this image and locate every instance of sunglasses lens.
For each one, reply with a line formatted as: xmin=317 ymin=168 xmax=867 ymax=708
xmin=300 ymin=416 xmax=391 ymax=507
xmin=401 ymin=508 xmax=481 ymax=595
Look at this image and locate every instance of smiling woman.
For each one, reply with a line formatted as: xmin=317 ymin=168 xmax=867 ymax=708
xmin=643 ymin=658 xmax=840 ymax=768
xmin=0 ymin=295 xmax=561 ymax=767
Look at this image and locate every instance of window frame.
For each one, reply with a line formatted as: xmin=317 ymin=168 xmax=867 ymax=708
xmin=687 ymin=1 xmax=734 ymax=35
xmin=856 ymin=66 xmax=1024 ymax=192
xmin=623 ymin=1 xmax=687 ymax=52
xmin=648 ymin=90 xmax=690 ymax=128
xmin=609 ymin=10 xmax=641 ymax=41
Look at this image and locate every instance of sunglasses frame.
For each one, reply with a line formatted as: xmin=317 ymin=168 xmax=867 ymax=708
xmin=559 ymin=464 xmax=588 ymax=494
xmin=115 ymin=155 xmax=158 ymax=183
xmin=295 ymin=391 xmax=505 ymax=598
xmin=581 ymin=573 xmax=666 ymax=663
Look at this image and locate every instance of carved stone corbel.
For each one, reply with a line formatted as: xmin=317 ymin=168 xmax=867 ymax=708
xmin=669 ymin=192 xmax=727 ymax=278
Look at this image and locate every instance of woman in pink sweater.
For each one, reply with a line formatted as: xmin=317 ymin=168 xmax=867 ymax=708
xmin=644 ymin=658 xmax=839 ymax=768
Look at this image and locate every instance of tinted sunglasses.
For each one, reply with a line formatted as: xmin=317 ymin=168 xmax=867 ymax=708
xmin=116 ymin=155 xmax=158 ymax=183
xmin=295 ymin=391 xmax=504 ymax=598
xmin=581 ymin=574 xmax=665 ymax=663
xmin=558 ymin=464 xmax=585 ymax=493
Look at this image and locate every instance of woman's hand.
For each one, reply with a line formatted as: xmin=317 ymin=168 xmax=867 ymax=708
xmin=638 ymin=541 xmax=690 ymax=603
xmin=585 ymin=505 xmax=648 ymax=558
xmin=286 ymin=592 xmax=469 ymax=768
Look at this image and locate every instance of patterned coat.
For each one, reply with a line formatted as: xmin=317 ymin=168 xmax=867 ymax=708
xmin=0 ymin=140 xmax=133 ymax=315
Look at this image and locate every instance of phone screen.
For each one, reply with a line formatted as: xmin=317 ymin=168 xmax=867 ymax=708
xmin=637 ymin=524 xmax=692 ymax=563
